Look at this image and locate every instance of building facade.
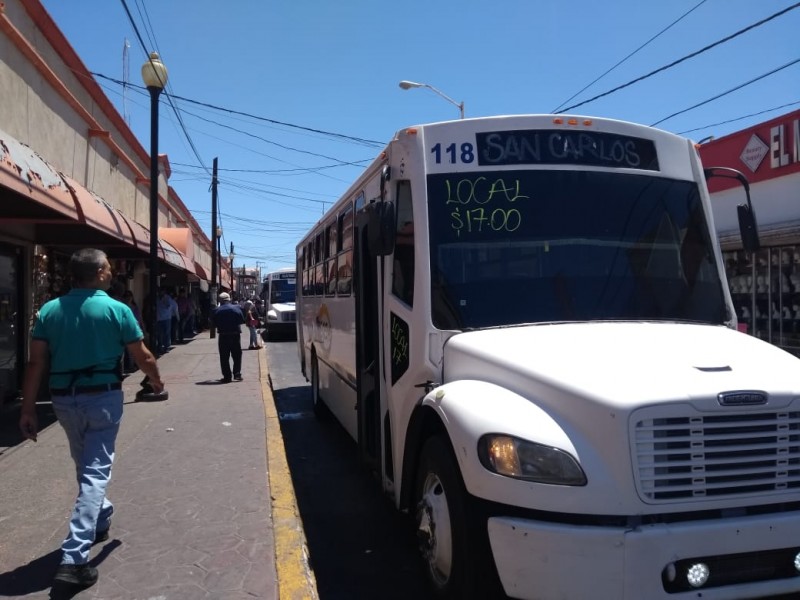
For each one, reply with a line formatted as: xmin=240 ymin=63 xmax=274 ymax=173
xmin=0 ymin=0 xmax=233 ymax=403
xmin=699 ymin=108 xmax=800 ymax=356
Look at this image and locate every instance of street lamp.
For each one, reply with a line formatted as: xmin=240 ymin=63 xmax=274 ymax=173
xmin=229 ymin=242 xmax=235 ymax=297
xmin=210 ymin=225 xmax=221 ymax=338
xmin=399 ymin=80 xmax=464 ymax=119
xmin=141 ymin=51 xmax=168 ymax=353
xmin=139 ymin=51 xmax=168 ymax=402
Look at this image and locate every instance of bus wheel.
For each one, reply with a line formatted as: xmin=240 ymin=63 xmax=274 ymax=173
xmin=414 ymin=435 xmax=497 ymax=599
xmin=310 ymin=354 xmax=329 ymax=420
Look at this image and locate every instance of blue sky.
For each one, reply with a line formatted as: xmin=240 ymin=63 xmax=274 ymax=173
xmin=40 ymin=0 xmax=799 ymax=273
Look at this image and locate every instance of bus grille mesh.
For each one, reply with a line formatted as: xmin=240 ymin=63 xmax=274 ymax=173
xmin=634 ymin=411 xmax=800 ymax=501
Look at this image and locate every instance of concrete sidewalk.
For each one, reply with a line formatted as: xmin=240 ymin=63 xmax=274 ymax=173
xmin=0 ymin=333 xmax=316 ymax=599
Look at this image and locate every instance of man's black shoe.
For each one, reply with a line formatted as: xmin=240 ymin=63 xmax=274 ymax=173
xmin=218 ymin=378 xmax=232 ymax=384
xmin=233 ymin=374 xmax=243 ymax=381
xmin=94 ymin=527 xmax=110 ymax=544
xmin=53 ymin=564 xmax=98 ymax=587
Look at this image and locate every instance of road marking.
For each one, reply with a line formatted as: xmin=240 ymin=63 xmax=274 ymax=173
xmin=259 ymin=349 xmax=318 ymax=599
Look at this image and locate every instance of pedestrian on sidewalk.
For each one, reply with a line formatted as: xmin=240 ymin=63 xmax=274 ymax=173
xmin=211 ymin=291 xmax=245 ymax=382
xmin=176 ymin=288 xmax=193 ymax=343
xmin=156 ymin=289 xmax=178 ymax=354
xmin=18 ymin=248 xmax=165 ymax=590
xmin=243 ymin=300 xmax=262 ymax=350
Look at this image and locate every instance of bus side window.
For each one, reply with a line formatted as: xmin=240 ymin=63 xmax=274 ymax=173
xmin=338 ymin=204 xmax=354 ymax=296
xmin=392 ymin=180 xmax=414 ymax=307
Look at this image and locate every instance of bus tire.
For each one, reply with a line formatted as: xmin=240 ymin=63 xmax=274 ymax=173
xmin=414 ymin=435 xmax=503 ymax=600
xmin=310 ymin=354 xmax=330 ymax=420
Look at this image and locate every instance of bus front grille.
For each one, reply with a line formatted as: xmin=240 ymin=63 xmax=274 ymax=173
xmin=634 ymin=411 xmax=800 ymax=502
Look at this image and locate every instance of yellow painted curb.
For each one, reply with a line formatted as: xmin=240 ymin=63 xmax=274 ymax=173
xmin=259 ymin=349 xmax=318 ymax=599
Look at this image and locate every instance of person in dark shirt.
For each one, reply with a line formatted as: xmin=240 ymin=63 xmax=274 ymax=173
xmin=210 ymin=292 xmax=245 ymax=382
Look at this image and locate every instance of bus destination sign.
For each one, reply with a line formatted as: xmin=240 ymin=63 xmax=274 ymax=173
xmin=476 ymin=129 xmax=659 ymax=171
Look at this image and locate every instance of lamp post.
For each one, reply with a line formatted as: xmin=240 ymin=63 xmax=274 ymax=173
xmin=141 ymin=51 xmax=168 ymax=352
xmin=229 ymin=242 xmax=235 ymax=298
xmin=399 ymin=80 xmax=464 ymax=119
xmin=210 ymin=225 xmax=221 ymax=338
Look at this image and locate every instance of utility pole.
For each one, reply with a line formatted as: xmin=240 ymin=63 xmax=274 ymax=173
xmin=229 ymin=241 xmax=235 ymax=294
xmin=210 ymin=157 xmax=218 ymax=338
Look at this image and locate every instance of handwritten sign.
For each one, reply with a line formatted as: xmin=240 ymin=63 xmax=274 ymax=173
xmin=476 ymin=129 xmax=659 ymax=170
xmin=427 ymin=174 xmax=529 ymax=238
xmin=390 ymin=313 xmax=409 ymax=384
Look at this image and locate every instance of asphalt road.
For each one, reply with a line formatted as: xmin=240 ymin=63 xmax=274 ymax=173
xmin=265 ymin=337 xmax=435 ymax=600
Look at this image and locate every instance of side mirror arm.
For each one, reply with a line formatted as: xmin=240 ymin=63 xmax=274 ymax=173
xmin=704 ymin=167 xmax=760 ymax=254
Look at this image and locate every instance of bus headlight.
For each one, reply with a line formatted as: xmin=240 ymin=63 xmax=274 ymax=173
xmin=478 ymin=434 xmax=587 ymax=485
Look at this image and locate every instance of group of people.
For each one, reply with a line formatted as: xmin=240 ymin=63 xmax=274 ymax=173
xmin=154 ymin=288 xmax=197 ymax=354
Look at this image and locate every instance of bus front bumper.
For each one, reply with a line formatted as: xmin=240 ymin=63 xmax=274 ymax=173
xmin=487 ymin=510 xmax=800 ymax=600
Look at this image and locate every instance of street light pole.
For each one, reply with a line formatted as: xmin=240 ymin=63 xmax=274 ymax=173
xmin=399 ymin=80 xmax=464 ymax=119
xmin=229 ymin=242 xmax=235 ymax=298
xmin=141 ymin=51 xmax=168 ymax=353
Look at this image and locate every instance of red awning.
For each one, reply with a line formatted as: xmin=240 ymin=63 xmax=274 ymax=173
xmin=159 ymin=227 xmax=194 ymax=263
xmin=62 ymin=175 xmax=136 ymax=247
xmin=161 ymin=238 xmax=194 ymax=274
xmin=193 ymin=262 xmax=208 ymax=280
xmin=0 ymin=128 xmax=80 ymax=221
xmin=126 ymin=218 xmax=162 ymax=257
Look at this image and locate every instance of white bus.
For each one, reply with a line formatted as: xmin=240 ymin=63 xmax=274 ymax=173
xmin=260 ymin=267 xmax=296 ymax=338
xmin=296 ymin=114 xmax=800 ymax=600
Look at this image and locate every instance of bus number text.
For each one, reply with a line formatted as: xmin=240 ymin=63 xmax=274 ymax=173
xmin=431 ymin=142 xmax=475 ymax=164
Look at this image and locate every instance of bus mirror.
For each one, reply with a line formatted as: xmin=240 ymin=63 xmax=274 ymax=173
xmin=737 ymin=203 xmax=760 ymax=254
xmin=367 ymin=201 xmax=396 ymax=257
xmin=704 ymin=167 xmax=760 ymax=254
xmin=380 ymin=165 xmax=391 ymax=199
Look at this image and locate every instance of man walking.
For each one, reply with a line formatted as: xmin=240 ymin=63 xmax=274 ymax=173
xmin=210 ymin=291 xmax=245 ymax=382
xmin=19 ymin=248 xmax=164 ymax=589
xmin=156 ymin=289 xmax=178 ymax=354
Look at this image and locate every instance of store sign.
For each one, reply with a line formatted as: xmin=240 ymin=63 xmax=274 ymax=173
xmin=739 ymin=134 xmax=768 ymax=173
xmin=769 ymin=121 xmax=799 ymax=168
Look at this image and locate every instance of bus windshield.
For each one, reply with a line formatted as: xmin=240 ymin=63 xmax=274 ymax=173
xmin=427 ymin=170 xmax=727 ymax=330
xmin=270 ymin=278 xmax=296 ymax=304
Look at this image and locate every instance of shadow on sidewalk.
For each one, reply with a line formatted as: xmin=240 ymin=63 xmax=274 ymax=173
xmin=0 ymin=542 xmax=120 ymax=599
xmin=0 ymin=548 xmax=60 ymax=597
xmin=0 ymin=401 xmax=58 ymax=457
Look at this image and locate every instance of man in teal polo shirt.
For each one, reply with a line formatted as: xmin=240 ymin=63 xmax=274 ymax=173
xmin=19 ymin=248 xmax=164 ymax=589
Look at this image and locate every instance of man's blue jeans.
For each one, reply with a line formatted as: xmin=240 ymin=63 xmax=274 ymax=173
xmin=51 ymin=389 xmax=122 ymax=565
xmin=157 ymin=318 xmax=172 ymax=353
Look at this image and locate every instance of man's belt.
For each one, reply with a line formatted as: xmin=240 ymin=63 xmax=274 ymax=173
xmin=50 ymin=382 xmax=123 ymax=395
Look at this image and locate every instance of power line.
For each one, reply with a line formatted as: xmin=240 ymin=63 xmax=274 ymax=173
xmin=559 ymin=2 xmax=800 ymax=113
xmin=119 ymin=0 xmax=209 ymax=172
xmin=676 ymin=100 xmax=800 ymax=135
xmin=552 ymin=0 xmax=709 ymax=113
xmin=651 ymin=57 xmax=800 ymax=126
xmin=92 ymin=72 xmax=385 ymax=148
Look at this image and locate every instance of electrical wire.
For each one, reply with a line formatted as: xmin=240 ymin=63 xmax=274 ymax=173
xmin=677 ymin=100 xmax=800 ymax=135
xmin=552 ymin=0 xmax=709 ymax=113
xmin=651 ymin=57 xmax=800 ymax=126
xmin=558 ymin=2 xmax=800 ymax=113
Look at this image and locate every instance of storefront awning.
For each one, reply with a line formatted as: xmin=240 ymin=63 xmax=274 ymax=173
xmin=62 ymin=176 xmax=136 ymax=248
xmin=161 ymin=238 xmax=194 ymax=274
xmin=193 ymin=262 xmax=208 ymax=280
xmin=159 ymin=227 xmax=194 ymax=263
xmin=126 ymin=218 xmax=165 ymax=259
xmin=0 ymin=127 xmax=80 ymax=221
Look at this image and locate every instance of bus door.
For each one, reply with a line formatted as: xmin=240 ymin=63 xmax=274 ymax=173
xmin=354 ymin=206 xmax=381 ymax=474
xmin=354 ymin=184 xmax=396 ymax=476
